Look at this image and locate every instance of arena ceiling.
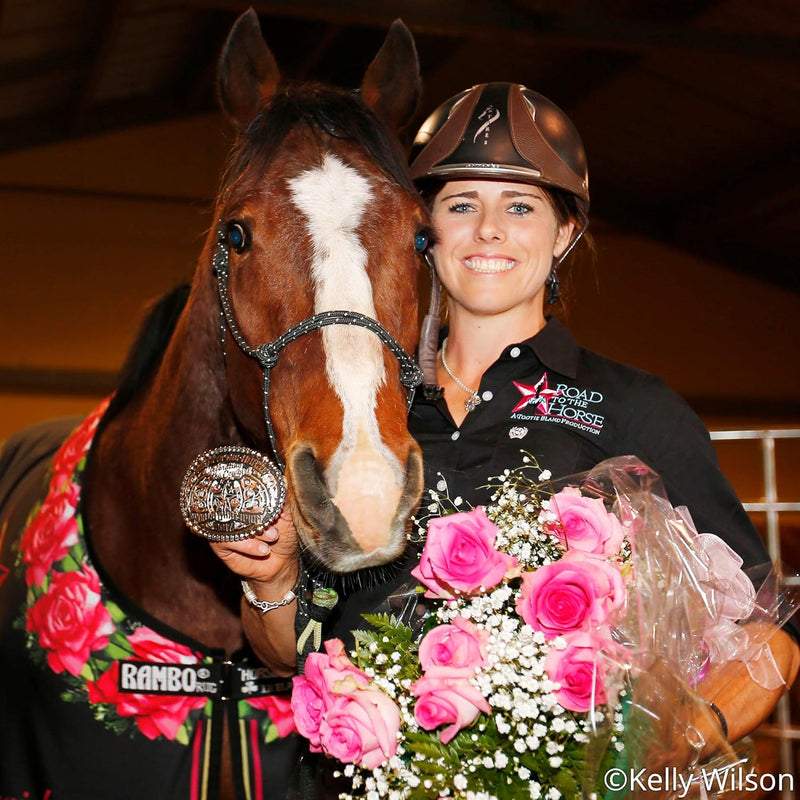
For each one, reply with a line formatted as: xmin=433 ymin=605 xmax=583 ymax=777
xmin=1 ymin=0 xmax=798 ymax=293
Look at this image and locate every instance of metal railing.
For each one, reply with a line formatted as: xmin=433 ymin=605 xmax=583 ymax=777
xmin=709 ymin=428 xmax=800 ymax=796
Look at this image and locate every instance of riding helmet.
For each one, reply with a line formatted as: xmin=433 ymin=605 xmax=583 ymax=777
xmin=409 ymin=82 xmax=589 ymax=222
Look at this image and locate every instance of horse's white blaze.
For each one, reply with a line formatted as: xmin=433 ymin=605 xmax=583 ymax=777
xmin=289 ymin=155 xmax=402 ymax=549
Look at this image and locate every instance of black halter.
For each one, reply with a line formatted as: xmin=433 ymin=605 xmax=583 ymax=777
xmin=212 ymin=224 xmax=424 ymax=472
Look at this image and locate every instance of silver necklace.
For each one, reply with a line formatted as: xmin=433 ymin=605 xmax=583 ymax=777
xmin=441 ymin=337 xmax=481 ymax=412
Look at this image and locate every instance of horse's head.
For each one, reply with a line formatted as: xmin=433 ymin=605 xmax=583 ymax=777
xmin=197 ymin=10 xmax=426 ymax=573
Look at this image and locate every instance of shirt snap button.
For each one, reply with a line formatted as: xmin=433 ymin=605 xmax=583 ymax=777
xmin=510 ymin=346 xmax=521 ymax=358
xmin=481 ymin=390 xmax=493 ymax=401
xmin=451 ymin=431 xmax=460 ymax=441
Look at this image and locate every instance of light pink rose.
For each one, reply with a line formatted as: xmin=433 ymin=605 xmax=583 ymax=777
xmin=19 ymin=483 xmax=80 ymax=587
xmin=26 ymin=563 xmax=115 ymax=676
xmin=543 ymin=487 xmax=625 ymax=558
xmin=411 ymin=667 xmax=491 ymax=744
xmin=318 ymin=688 xmax=401 ymax=768
xmin=247 ymin=694 xmax=297 ymax=737
xmin=516 ymin=550 xmax=626 ymax=638
xmin=86 ymin=627 xmax=207 ymax=740
xmin=545 ymin=632 xmax=607 ymax=712
xmin=418 ymin=617 xmax=489 ymax=672
xmin=303 ymin=638 xmax=371 ymax=696
xmin=411 ymin=507 xmax=517 ymax=599
xmin=291 ymin=675 xmax=326 ymax=749
xmin=292 ymin=639 xmax=377 ymax=753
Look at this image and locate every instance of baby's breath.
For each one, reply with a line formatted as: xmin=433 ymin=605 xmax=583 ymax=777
xmin=338 ymin=457 xmax=627 ymax=799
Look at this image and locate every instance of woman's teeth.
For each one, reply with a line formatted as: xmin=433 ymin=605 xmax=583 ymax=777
xmin=464 ymin=257 xmax=515 ymax=273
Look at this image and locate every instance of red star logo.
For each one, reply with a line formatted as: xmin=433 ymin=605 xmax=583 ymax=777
xmin=512 ymin=374 xmax=561 ymax=414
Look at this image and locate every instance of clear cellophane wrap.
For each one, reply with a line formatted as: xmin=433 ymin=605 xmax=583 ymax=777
xmin=576 ymin=456 xmax=799 ymax=799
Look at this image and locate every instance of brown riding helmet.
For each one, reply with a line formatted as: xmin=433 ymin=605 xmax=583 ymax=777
xmin=409 ymin=82 xmax=589 ymax=225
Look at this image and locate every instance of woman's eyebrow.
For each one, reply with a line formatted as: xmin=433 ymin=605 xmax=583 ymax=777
xmin=438 ymin=190 xmax=479 ymax=202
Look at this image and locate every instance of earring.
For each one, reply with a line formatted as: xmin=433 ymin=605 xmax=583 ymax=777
xmin=546 ymin=270 xmax=560 ymax=304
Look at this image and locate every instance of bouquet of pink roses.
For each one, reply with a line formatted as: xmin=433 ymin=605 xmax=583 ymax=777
xmin=290 ymin=455 xmax=797 ymax=799
xmin=291 ymin=455 xmax=634 ymax=799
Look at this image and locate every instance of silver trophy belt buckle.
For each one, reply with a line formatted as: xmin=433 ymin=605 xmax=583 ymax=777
xmin=180 ymin=445 xmax=286 ymax=542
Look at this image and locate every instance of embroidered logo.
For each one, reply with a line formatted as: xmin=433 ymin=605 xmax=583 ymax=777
xmin=473 ymin=105 xmax=500 ymax=144
xmin=508 ymin=426 xmax=529 ymax=440
xmin=512 ymin=374 xmax=561 ymax=414
xmin=510 ymin=373 xmax=605 ymax=436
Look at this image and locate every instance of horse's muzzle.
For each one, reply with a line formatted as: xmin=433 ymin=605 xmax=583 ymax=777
xmin=288 ymin=442 xmax=423 ymax=573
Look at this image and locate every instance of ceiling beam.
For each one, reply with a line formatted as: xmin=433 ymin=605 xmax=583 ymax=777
xmin=184 ymin=0 xmax=800 ymax=59
xmin=69 ymin=0 xmax=134 ymax=136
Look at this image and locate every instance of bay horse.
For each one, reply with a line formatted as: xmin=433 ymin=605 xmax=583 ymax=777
xmin=0 ymin=9 xmax=425 ymax=800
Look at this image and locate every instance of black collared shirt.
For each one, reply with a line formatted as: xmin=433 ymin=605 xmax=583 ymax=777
xmin=329 ymin=317 xmax=777 ymax=643
xmin=409 ymin=317 xmax=769 ymax=571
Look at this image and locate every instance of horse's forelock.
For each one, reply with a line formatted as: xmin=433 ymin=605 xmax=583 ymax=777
xmin=220 ymin=82 xmax=416 ymax=201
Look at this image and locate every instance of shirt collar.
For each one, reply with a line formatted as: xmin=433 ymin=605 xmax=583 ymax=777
xmin=519 ymin=317 xmax=580 ymax=379
xmin=432 ymin=316 xmax=580 ymax=383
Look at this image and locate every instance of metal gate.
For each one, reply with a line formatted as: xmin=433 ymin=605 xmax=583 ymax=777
xmin=709 ymin=428 xmax=800 ymax=796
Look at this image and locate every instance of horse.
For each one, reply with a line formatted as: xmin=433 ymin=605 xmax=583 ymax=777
xmin=0 ymin=9 xmax=425 ymax=800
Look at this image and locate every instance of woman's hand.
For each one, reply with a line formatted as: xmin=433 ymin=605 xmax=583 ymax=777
xmin=210 ymin=509 xmax=301 ymax=674
xmin=210 ymin=507 xmax=299 ymax=586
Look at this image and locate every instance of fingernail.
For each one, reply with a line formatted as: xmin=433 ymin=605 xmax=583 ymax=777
xmin=257 ymin=542 xmax=270 ymax=555
xmin=263 ymin=527 xmax=279 ymax=542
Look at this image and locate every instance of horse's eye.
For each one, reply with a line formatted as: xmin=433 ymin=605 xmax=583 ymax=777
xmin=414 ymin=232 xmax=428 ymax=253
xmin=226 ymin=221 xmax=250 ymax=254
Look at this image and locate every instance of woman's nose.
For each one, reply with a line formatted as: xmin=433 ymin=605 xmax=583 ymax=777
xmin=475 ymin=210 xmax=505 ymax=242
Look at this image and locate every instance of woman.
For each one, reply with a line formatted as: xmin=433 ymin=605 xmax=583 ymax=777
xmin=214 ymin=82 xmax=798 ymax=755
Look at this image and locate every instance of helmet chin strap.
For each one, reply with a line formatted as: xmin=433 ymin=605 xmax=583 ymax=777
xmin=418 ymin=251 xmax=444 ymax=399
xmin=547 ymin=217 xmax=589 ymax=305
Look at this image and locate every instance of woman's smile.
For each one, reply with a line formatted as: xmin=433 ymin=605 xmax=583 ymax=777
xmin=463 ymin=256 xmax=516 ymax=274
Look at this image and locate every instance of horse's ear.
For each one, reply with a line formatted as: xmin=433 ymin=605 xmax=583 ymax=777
xmin=218 ymin=8 xmax=280 ymax=130
xmin=360 ymin=19 xmax=421 ymax=131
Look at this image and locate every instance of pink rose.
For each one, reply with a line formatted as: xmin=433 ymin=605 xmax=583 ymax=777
xmin=411 ymin=667 xmax=491 ymax=744
xmin=26 ymin=564 xmax=115 ymax=676
xmin=418 ymin=617 xmax=489 ymax=672
xmin=19 ymin=483 xmax=80 ymax=587
xmin=411 ymin=507 xmax=517 ymax=599
xmin=291 ymin=675 xmax=326 ymax=749
xmin=87 ymin=627 xmax=207 ymax=740
xmin=247 ymin=694 xmax=297 ymax=737
xmin=516 ymin=550 xmax=626 ymax=638
xmin=50 ymin=398 xmax=110 ymax=490
xmin=291 ymin=639 xmax=374 ymax=751
xmin=304 ymin=638 xmax=371 ymax=695
xmin=545 ymin=632 xmax=607 ymax=712
xmin=318 ymin=688 xmax=401 ymax=768
xmin=542 ymin=487 xmax=625 ymax=558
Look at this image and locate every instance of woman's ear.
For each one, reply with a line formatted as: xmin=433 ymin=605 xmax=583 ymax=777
xmin=553 ymin=220 xmax=576 ymax=259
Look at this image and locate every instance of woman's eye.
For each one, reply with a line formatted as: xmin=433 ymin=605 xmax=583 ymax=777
xmin=447 ymin=202 xmax=473 ymax=214
xmin=226 ymin=221 xmax=250 ymax=254
xmin=509 ymin=203 xmax=533 ymax=215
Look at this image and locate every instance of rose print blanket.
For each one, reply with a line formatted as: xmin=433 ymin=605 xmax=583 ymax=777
xmin=0 ymin=406 xmax=301 ymax=800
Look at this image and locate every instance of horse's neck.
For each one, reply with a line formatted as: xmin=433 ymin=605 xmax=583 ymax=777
xmin=85 ymin=298 xmax=246 ymax=653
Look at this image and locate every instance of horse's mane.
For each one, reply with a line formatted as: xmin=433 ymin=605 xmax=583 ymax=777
xmin=222 ymin=82 xmax=417 ymax=198
xmin=102 ymin=283 xmax=191 ymax=424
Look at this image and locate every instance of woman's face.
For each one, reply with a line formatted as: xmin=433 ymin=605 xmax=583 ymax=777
xmin=429 ymin=179 xmax=574 ymax=320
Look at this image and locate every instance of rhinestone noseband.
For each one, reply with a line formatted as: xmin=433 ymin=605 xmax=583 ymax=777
xmin=212 ymin=223 xmax=424 ymax=473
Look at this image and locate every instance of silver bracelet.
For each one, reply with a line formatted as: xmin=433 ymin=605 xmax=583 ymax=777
xmin=241 ymin=579 xmax=297 ymax=613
